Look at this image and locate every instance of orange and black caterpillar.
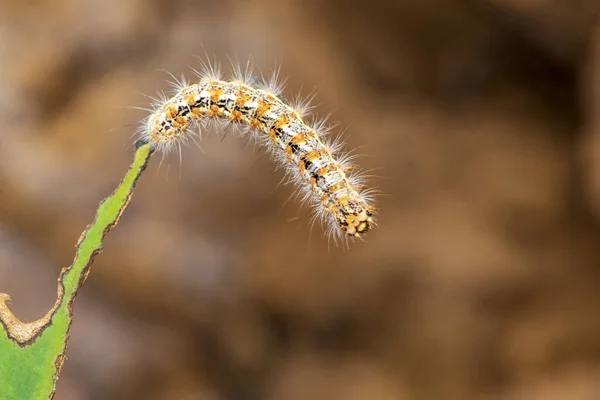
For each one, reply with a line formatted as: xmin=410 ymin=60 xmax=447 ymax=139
xmin=138 ymin=62 xmax=376 ymax=242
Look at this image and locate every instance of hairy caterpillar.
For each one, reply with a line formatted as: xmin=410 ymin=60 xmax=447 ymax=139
xmin=137 ymin=60 xmax=376 ymax=242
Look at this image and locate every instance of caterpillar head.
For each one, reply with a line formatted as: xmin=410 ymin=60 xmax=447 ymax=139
xmin=337 ymin=203 xmax=376 ymax=238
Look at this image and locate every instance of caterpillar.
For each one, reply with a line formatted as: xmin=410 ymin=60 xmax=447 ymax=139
xmin=137 ymin=60 xmax=376 ymax=243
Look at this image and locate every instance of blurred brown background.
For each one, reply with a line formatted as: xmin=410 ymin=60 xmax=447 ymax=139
xmin=1 ymin=0 xmax=599 ymax=399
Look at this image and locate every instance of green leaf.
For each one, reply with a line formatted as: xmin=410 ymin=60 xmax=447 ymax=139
xmin=0 ymin=141 xmax=153 ymax=400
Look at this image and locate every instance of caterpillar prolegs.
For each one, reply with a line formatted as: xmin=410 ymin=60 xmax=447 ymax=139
xmin=138 ymin=61 xmax=377 ymax=242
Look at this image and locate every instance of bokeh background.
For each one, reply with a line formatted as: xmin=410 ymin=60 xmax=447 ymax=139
xmin=1 ymin=0 xmax=599 ymax=399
